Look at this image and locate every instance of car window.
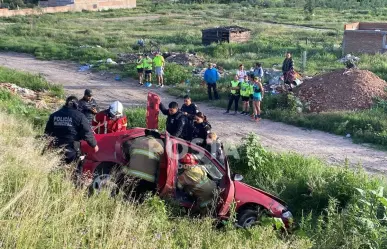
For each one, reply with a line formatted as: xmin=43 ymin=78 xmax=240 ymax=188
xmin=176 ymin=141 xmax=223 ymax=181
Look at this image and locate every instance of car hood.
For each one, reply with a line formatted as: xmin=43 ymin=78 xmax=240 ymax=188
xmin=234 ymin=181 xmax=288 ymax=208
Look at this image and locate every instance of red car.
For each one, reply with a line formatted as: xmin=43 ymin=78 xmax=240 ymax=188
xmin=79 ymin=93 xmax=293 ymax=228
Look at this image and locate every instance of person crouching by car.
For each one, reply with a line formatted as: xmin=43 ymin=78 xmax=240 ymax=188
xmin=178 ymin=153 xmax=217 ymax=215
xmin=191 ymin=112 xmax=211 ymax=148
xmin=121 ymin=130 xmax=164 ymax=200
xmin=205 ymin=132 xmax=225 ymax=165
xmin=92 ymin=101 xmax=127 ymax=134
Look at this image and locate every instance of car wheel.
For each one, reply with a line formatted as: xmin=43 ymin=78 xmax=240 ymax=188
xmin=237 ymin=208 xmax=265 ymax=228
xmin=89 ymin=164 xmax=120 ymax=197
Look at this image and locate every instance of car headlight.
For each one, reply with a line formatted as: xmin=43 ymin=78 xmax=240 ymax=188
xmin=282 ymin=210 xmax=293 ymax=219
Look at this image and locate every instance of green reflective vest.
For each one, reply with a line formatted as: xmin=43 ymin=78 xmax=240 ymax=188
xmin=240 ymin=81 xmax=250 ymax=97
xmin=136 ymin=58 xmax=144 ymax=69
xmin=230 ymin=80 xmax=240 ymax=95
xmin=143 ymin=58 xmax=153 ymax=70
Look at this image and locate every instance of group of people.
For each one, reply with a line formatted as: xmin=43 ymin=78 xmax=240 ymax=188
xmin=136 ymin=51 xmax=165 ymax=87
xmin=44 ymin=89 xmax=128 ymax=164
xmin=159 ymin=95 xmax=224 ymax=163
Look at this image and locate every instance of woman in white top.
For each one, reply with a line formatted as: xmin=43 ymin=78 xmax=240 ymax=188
xmin=236 ymin=64 xmax=247 ymax=82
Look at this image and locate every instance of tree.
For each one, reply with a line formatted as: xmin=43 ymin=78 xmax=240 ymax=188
xmin=304 ymin=0 xmax=316 ymax=15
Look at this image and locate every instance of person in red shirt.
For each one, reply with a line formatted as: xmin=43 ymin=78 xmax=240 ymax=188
xmin=92 ymin=101 xmax=128 ymax=134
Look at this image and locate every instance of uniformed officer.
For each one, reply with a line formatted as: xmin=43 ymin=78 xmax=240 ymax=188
xmin=44 ymin=96 xmax=99 ymax=164
xmin=181 ymin=95 xmax=199 ymax=140
xmin=159 ymin=101 xmax=189 ymax=140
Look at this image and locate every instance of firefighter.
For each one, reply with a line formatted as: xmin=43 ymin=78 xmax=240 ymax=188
xmin=121 ymin=131 xmax=164 ymax=198
xmin=159 ymin=101 xmax=188 ymax=140
xmin=92 ymin=101 xmax=128 ymax=134
xmin=44 ymin=96 xmax=98 ymax=164
xmin=177 ymin=153 xmax=217 ymax=214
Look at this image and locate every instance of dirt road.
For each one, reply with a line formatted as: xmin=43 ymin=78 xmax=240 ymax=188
xmin=0 ymin=52 xmax=386 ymax=173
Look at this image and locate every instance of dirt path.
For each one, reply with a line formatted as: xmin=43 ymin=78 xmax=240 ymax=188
xmin=0 ymin=52 xmax=386 ymax=173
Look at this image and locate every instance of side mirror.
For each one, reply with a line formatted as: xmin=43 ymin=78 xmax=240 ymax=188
xmin=233 ymin=174 xmax=243 ymax=182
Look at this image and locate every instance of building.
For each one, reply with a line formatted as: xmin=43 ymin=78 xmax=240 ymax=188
xmin=0 ymin=0 xmax=136 ymax=17
xmin=343 ymin=22 xmax=387 ymax=54
xmin=201 ymin=26 xmax=251 ymax=46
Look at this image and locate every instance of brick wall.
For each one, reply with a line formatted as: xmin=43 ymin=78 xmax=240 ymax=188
xmin=359 ymin=22 xmax=387 ymax=31
xmin=343 ymin=31 xmax=385 ymax=54
xmin=0 ymin=0 xmax=136 ymax=17
xmin=344 ymin=22 xmax=359 ymax=30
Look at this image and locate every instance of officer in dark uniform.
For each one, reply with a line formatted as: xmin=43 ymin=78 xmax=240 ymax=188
xmin=44 ymin=96 xmax=99 ymax=164
xmin=159 ymin=101 xmax=188 ymax=140
xmin=181 ymin=95 xmax=199 ymax=140
xmin=78 ymin=89 xmax=99 ymax=126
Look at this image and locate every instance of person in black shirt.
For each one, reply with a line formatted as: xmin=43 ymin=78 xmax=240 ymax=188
xmin=159 ymin=101 xmax=188 ymax=139
xmin=78 ymin=89 xmax=99 ymax=126
xmin=181 ymin=95 xmax=199 ymax=140
xmin=44 ymin=96 xmax=99 ymax=164
xmin=191 ymin=112 xmax=211 ymax=147
xmin=282 ymin=52 xmax=295 ymax=90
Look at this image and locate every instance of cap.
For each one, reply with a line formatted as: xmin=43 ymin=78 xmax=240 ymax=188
xmin=84 ymin=89 xmax=93 ymax=97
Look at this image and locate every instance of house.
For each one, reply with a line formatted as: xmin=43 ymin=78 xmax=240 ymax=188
xmin=201 ymin=26 xmax=251 ymax=46
xmin=343 ymin=22 xmax=387 ymax=54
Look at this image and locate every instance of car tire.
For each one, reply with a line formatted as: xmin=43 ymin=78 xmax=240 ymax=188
xmin=237 ymin=208 xmax=264 ymax=228
xmin=88 ymin=163 xmax=121 ymax=197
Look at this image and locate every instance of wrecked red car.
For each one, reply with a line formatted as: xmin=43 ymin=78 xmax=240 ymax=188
xmin=79 ymin=93 xmax=293 ymax=228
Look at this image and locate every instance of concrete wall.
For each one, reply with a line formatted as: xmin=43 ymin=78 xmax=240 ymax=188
xmin=0 ymin=0 xmax=135 ymax=17
xmin=343 ymin=31 xmax=385 ymax=54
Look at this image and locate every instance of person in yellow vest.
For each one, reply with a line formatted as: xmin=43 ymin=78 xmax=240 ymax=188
xmin=136 ymin=54 xmax=144 ymax=86
xmin=224 ymin=75 xmax=241 ymax=115
xmin=177 ymin=153 xmax=217 ymax=214
xmin=153 ymin=51 xmax=165 ymax=88
xmin=122 ymin=133 xmax=164 ymax=198
xmin=240 ymin=75 xmax=251 ymax=115
xmin=143 ymin=54 xmax=153 ymax=86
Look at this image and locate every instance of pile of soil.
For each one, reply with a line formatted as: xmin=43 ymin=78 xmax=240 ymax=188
xmin=294 ymin=69 xmax=387 ymax=112
xmin=164 ymin=52 xmax=205 ymax=67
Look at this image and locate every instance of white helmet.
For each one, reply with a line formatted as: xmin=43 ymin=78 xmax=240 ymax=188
xmin=109 ymin=101 xmax=124 ymax=119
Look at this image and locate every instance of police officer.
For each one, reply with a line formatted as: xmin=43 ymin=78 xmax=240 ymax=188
xmin=44 ymin=96 xmax=99 ymax=164
xmin=181 ymin=95 xmax=199 ymax=140
xmin=78 ymin=89 xmax=99 ymax=126
xmin=159 ymin=101 xmax=188 ymax=140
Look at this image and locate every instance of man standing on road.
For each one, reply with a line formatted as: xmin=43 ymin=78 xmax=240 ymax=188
xmin=181 ymin=95 xmax=199 ymax=140
xmin=143 ymin=54 xmax=153 ymax=86
xmin=203 ymin=63 xmax=220 ymax=100
xmin=136 ymin=54 xmax=145 ymax=85
xmin=153 ymin=51 xmax=165 ymax=87
xmin=78 ymin=89 xmax=99 ymax=126
xmin=44 ymin=96 xmax=99 ymax=164
xmin=159 ymin=101 xmax=188 ymax=140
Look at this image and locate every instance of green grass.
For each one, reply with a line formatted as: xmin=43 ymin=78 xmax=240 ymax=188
xmin=0 ymin=66 xmax=64 ymax=97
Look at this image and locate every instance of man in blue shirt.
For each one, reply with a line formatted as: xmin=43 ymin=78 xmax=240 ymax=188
xmin=203 ymin=63 xmax=220 ymax=100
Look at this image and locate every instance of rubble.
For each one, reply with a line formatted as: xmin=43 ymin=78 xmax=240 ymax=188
xmin=0 ymin=83 xmax=63 ymax=109
xmin=294 ymin=69 xmax=387 ymax=112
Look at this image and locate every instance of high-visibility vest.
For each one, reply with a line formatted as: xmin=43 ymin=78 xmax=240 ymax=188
xmin=240 ymin=81 xmax=250 ymax=97
xmin=143 ymin=58 xmax=153 ymax=70
xmin=230 ymin=80 xmax=240 ymax=95
xmin=136 ymin=59 xmax=144 ymax=69
xmin=153 ymin=55 xmax=164 ymax=67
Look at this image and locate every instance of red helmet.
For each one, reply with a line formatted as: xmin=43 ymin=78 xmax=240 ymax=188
xmin=179 ymin=153 xmax=198 ymax=166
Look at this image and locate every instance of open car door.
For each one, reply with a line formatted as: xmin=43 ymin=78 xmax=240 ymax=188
xmin=146 ymin=92 xmax=160 ymax=129
xmin=217 ymin=154 xmax=235 ymax=218
xmin=158 ymin=132 xmax=176 ymax=197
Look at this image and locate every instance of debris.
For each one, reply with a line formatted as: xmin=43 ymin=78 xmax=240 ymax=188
xmin=294 ymin=69 xmax=387 ymax=112
xmin=338 ymin=54 xmax=360 ymax=69
xmin=346 ymin=134 xmax=351 ymax=138
xmin=165 ymin=52 xmax=205 ymax=67
xmin=115 ymin=75 xmax=121 ymax=81
xmin=106 ymin=58 xmax=117 ymax=65
xmin=78 ymin=64 xmax=92 ymax=72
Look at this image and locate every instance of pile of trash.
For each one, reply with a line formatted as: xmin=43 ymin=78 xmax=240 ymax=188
xmin=294 ymin=69 xmax=387 ymax=112
xmin=164 ymin=52 xmax=205 ymax=67
xmin=0 ymin=83 xmax=63 ymax=109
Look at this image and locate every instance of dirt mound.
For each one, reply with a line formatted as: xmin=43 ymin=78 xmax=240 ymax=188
xmin=164 ymin=52 xmax=205 ymax=67
xmin=294 ymin=69 xmax=387 ymax=112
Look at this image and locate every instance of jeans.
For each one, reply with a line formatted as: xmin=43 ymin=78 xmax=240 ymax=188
xmin=207 ymin=83 xmax=219 ymax=100
xmin=227 ymin=94 xmax=240 ymax=112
